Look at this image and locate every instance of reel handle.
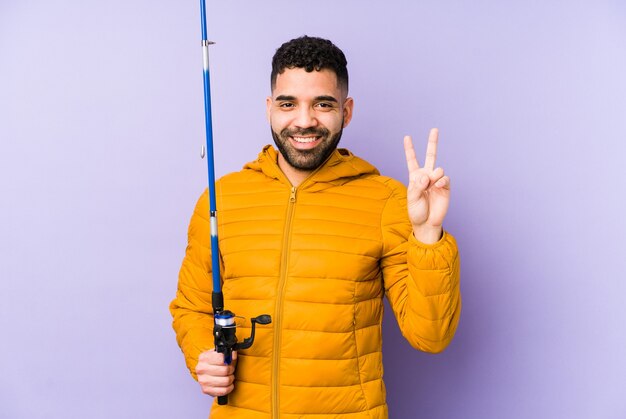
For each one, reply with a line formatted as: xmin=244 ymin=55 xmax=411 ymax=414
xmin=216 ymin=344 xmax=233 ymax=406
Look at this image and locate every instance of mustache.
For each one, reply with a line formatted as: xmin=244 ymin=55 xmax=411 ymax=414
xmin=280 ymin=127 xmax=330 ymax=137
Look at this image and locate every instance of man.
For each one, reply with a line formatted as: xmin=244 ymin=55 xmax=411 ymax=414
xmin=170 ymin=36 xmax=461 ymax=418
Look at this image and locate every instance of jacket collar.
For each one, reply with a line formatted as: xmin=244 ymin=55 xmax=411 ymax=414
xmin=244 ymin=145 xmax=380 ymax=187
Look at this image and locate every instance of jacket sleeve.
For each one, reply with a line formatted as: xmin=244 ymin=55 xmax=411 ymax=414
xmin=169 ymin=190 xmax=217 ymax=379
xmin=380 ymin=180 xmax=461 ymax=353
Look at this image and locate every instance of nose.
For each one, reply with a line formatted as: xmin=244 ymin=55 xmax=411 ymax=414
xmin=293 ymin=105 xmax=318 ymax=129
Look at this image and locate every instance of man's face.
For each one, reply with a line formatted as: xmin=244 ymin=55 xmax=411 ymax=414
xmin=266 ymin=68 xmax=353 ymax=172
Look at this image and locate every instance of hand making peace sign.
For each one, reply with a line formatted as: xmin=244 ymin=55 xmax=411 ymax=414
xmin=404 ymin=128 xmax=450 ymax=244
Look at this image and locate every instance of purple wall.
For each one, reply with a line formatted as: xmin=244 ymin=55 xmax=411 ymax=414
xmin=1 ymin=1 xmax=625 ymax=418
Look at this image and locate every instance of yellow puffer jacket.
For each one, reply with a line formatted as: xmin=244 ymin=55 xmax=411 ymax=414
xmin=170 ymin=146 xmax=461 ymax=418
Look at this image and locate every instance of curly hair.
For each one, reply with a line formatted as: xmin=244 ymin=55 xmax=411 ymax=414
xmin=271 ymin=35 xmax=348 ymax=93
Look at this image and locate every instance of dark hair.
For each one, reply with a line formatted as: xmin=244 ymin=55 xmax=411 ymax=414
xmin=271 ymin=35 xmax=348 ymax=93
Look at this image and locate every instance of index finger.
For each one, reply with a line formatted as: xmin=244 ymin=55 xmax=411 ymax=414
xmin=199 ymin=349 xmax=226 ymax=365
xmin=404 ymin=135 xmax=420 ymax=173
xmin=424 ymin=128 xmax=439 ymax=171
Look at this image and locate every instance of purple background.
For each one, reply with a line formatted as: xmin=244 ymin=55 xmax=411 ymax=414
xmin=1 ymin=1 xmax=625 ymax=418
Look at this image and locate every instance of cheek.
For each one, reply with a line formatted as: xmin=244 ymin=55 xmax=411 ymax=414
xmin=320 ymin=114 xmax=344 ymax=132
xmin=270 ymin=112 xmax=291 ymax=131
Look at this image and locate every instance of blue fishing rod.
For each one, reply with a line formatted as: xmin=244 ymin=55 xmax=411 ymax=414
xmin=198 ymin=0 xmax=271 ymax=406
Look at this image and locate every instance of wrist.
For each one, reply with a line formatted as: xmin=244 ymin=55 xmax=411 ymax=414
xmin=412 ymin=224 xmax=443 ymax=244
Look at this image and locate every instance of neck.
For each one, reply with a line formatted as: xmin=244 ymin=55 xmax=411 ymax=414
xmin=277 ymin=153 xmax=311 ymax=187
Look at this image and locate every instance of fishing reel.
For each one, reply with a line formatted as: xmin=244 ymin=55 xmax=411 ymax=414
xmin=213 ymin=298 xmax=271 ymax=405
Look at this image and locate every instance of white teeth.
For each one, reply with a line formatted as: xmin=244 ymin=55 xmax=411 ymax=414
xmin=292 ymin=136 xmax=317 ymax=143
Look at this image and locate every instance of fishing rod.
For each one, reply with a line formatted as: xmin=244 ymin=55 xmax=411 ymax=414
xmin=198 ymin=0 xmax=271 ymax=406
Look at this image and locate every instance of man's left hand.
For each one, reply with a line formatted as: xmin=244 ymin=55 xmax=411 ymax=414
xmin=404 ymin=128 xmax=450 ymax=244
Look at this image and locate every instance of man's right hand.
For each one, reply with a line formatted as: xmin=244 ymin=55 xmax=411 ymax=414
xmin=195 ymin=349 xmax=237 ymax=397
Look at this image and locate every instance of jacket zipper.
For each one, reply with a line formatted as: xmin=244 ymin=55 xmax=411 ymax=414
xmin=272 ymin=186 xmax=297 ymax=418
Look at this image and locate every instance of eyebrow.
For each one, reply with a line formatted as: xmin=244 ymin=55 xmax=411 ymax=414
xmin=274 ymin=95 xmax=339 ymax=103
xmin=314 ymin=95 xmax=339 ymax=103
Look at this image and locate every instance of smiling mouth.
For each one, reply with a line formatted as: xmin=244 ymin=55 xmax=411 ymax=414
xmin=291 ymin=136 xmax=320 ymax=144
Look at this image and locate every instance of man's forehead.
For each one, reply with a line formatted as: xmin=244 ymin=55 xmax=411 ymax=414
xmin=273 ymin=67 xmax=341 ymax=96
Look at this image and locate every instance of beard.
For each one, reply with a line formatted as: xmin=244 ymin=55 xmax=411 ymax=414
xmin=271 ymin=125 xmax=343 ymax=171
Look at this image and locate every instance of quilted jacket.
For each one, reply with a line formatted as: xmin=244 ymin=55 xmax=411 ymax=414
xmin=170 ymin=146 xmax=461 ymax=418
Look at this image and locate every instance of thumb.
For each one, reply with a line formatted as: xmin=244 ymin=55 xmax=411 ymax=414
xmin=409 ymin=174 xmax=430 ymax=197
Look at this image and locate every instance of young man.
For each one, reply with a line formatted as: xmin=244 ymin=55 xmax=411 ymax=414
xmin=170 ymin=36 xmax=461 ymax=418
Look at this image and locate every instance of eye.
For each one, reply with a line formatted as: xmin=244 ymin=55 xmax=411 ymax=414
xmin=315 ymin=102 xmax=334 ymax=110
xmin=279 ymin=102 xmax=295 ymax=109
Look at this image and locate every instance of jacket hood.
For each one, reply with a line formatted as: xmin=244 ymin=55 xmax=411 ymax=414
xmin=244 ymin=145 xmax=380 ymax=186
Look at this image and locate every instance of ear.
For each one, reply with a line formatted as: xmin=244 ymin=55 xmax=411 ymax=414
xmin=342 ymin=97 xmax=354 ymax=128
xmin=266 ymin=96 xmax=272 ymax=122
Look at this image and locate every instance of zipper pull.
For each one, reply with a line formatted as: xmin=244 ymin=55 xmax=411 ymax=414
xmin=290 ymin=187 xmax=297 ymax=203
